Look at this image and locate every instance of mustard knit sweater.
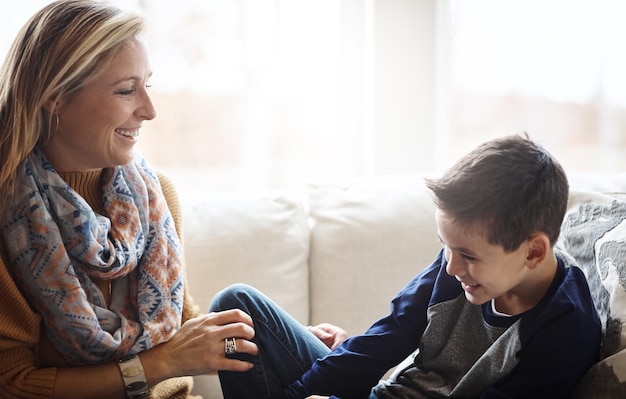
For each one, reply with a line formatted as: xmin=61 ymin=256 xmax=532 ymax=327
xmin=0 ymin=169 xmax=201 ymax=399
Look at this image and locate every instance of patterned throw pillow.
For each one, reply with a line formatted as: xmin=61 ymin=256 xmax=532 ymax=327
xmin=558 ymin=194 xmax=626 ymax=397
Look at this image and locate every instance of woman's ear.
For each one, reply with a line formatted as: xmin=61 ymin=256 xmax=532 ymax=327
xmin=525 ymin=233 xmax=550 ymax=270
xmin=43 ymin=97 xmax=63 ymax=114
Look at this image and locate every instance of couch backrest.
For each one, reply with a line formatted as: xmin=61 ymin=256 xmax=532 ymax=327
xmin=181 ymin=190 xmax=310 ymax=323
xmin=307 ymin=175 xmax=439 ymax=334
xmin=306 ymin=173 xmax=626 ymax=336
xmin=178 ymin=172 xmax=626 ymax=397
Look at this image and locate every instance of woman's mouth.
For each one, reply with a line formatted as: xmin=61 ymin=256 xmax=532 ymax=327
xmin=115 ymin=128 xmax=139 ymax=139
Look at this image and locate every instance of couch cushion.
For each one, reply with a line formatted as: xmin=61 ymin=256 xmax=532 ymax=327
xmin=180 ymin=191 xmax=310 ymax=324
xmin=307 ymin=175 xmax=440 ymax=335
xmin=558 ymin=191 xmax=626 ymax=397
xmin=176 ymin=186 xmax=311 ymax=399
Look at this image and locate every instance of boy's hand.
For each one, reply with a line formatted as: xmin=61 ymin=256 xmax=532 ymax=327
xmin=308 ymin=323 xmax=349 ymax=349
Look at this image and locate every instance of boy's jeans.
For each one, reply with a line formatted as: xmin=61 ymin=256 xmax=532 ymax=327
xmin=209 ymin=283 xmax=330 ymax=399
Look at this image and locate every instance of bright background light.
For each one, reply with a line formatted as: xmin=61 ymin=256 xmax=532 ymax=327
xmin=3 ymin=1 xmax=625 ymax=194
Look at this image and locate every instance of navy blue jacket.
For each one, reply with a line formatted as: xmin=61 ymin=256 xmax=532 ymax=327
xmin=285 ymin=249 xmax=601 ymax=399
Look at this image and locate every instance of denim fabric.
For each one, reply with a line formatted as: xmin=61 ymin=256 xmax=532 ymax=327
xmin=209 ymin=283 xmax=330 ymax=399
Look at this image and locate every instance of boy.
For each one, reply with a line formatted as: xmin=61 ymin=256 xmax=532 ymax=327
xmin=211 ymin=134 xmax=601 ymax=398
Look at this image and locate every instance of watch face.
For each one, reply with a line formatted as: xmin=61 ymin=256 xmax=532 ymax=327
xmin=122 ymin=365 xmax=143 ymax=378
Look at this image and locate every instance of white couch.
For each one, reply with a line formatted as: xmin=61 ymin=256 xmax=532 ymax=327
xmin=175 ymin=172 xmax=626 ymax=398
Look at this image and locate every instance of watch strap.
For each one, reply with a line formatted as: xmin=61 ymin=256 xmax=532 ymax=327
xmin=117 ymin=354 xmax=149 ymax=398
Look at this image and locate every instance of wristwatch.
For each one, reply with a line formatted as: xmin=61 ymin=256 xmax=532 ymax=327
xmin=117 ymin=354 xmax=149 ymax=398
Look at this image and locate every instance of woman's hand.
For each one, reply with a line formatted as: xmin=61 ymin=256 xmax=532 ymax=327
xmin=306 ymin=396 xmax=330 ymax=399
xmin=308 ymin=323 xmax=349 ymax=350
xmin=53 ymin=310 xmax=258 ymax=399
xmin=143 ymin=309 xmax=259 ymax=381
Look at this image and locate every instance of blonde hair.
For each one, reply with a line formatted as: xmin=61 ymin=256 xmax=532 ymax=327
xmin=0 ymin=0 xmax=144 ymax=210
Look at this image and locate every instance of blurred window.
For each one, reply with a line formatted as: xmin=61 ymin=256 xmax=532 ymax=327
xmin=3 ymin=0 xmax=623 ymax=193
xmin=445 ymin=0 xmax=626 ymax=173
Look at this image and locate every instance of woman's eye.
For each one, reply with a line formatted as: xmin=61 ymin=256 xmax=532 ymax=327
xmin=117 ymin=89 xmax=135 ymax=96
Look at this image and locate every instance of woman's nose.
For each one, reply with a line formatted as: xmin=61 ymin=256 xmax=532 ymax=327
xmin=137 ymin=90 xmax=157 ymax=120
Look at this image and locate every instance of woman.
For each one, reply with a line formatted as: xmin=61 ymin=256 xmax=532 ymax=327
xmin=0 ymin=1 xmax=260 ymax=398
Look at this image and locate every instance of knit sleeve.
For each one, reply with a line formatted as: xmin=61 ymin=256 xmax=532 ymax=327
xmin=157 ymin=171 xmax=201 ymax=321
xmin=0 ymin=244 xmax=57 ymax=398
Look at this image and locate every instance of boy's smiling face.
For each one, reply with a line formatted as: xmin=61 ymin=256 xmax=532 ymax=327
xmin=435 ymin=208 xmax=534 ymax=315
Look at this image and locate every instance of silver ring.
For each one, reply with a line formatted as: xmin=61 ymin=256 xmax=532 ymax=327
xmin=225 ymin=337 xmax=237 ymax=355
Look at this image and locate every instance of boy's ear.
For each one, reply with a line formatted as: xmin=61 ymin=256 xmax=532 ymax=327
xmin=525 ymin=234 xmax=550 ymax=269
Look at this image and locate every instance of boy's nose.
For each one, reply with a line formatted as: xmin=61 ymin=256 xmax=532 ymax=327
xmin=445 ymin=252 xmax=465 ymax=277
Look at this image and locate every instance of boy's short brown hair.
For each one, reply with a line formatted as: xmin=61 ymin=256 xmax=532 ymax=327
xmin=425 ymin=133 xmax=569 ymax=252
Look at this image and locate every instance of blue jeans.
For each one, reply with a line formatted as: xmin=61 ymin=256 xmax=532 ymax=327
xmin=209 ymin=283 xmax=331 ymax=399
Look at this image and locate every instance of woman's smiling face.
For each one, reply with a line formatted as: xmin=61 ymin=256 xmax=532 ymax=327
xmin=41 ymin=37 xmax=156 ymax=172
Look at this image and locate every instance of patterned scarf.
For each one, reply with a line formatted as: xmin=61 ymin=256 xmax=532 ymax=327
xmin=1 ymin=147 xmax=183 ymax=365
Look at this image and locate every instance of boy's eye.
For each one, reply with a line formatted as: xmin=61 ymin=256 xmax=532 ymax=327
xmin=461 ymin=253 xmax=476 ymax=262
